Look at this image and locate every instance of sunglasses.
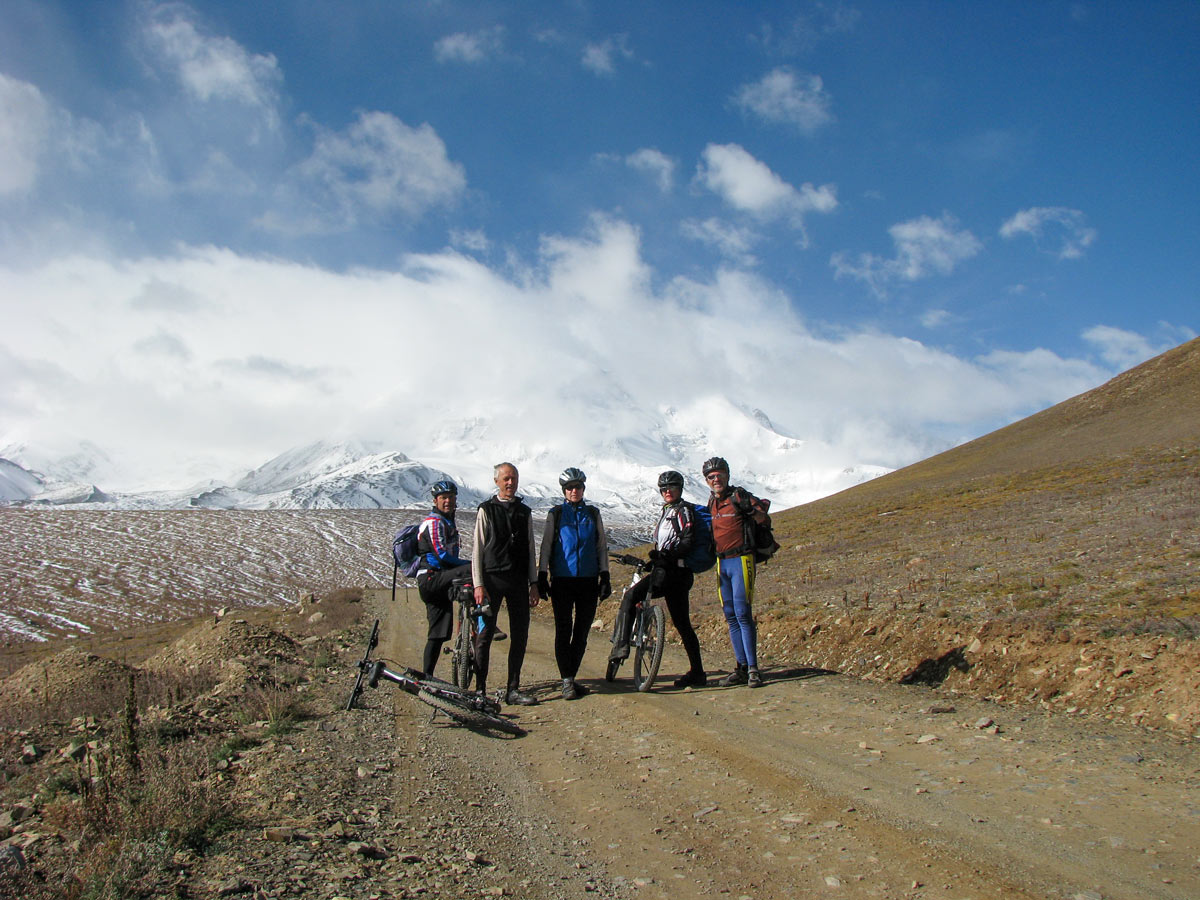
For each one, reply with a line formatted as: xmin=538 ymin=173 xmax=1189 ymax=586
xmin=563 ymin=483 xmax=585 ymax=491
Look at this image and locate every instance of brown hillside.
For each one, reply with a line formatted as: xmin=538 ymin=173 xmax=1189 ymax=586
xmin=823 ymin=334 xmax=1200 ymax=503
xmin=711 ymin=337 xmax=1200 ymax=736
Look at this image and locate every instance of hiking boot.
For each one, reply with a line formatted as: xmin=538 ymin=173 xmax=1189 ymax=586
xmin=673 ymin=670 xmax=707 ymax=688
xmin=747 ymin=667 xmax=763 ymax=688
xmin=719 ymin=665 xmax=748 ymax=687
xmin=561 ymin=679 xmax=579 ymax=701
xmin=505 ymin=687 xmax=538 ymax=706
xmin=573 ymin=681 xmax=591 ymax=697
xmin=493 ymin=629 xmax=508 ymax=642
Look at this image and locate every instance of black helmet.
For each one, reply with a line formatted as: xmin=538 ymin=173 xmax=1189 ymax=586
xmin=657 ymin=470 xmax=685 ymax=490
xmin=559 ymin=467 xmax=587 ymax=488
xmin=430 ymin=479 xmax=458 ymax=497
xmin=702 ymin=456 xmax=729 ymax=476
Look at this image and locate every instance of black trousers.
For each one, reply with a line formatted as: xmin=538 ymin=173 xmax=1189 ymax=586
xmin=476 ymin=571 xmax=531 ymax=690
xmin=416 ymin=564 xmax=471 ymax=675
xmin=611 ymin=566 xmax=703 ymax=675
xmin=549 ymin=575 xmax=599 ymax=680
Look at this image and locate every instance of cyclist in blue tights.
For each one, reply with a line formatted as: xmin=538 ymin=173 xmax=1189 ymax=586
xmin=704 ymin=457 xmax=771 ymax=688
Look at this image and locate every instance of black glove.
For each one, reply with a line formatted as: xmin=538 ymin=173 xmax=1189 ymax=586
xmin=647 ymin=548 xmax=662 ymax=564
xmin=537 ymin=572 xmax=551 ymax=600
xmin=598 ymin=571 xmax=612 ymax=601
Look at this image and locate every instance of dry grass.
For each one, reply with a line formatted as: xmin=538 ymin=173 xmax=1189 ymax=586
xmin=36 ymin=739 xmax=235 ymax=900
xmin=0 ymin=667 xmax=236 ymax=900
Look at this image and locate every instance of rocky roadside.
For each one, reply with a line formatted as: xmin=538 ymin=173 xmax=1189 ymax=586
xmin=3 ymin=583 xmax=1199 ymax=900
xmin=183 ymin=593 xmax=630 ymax=900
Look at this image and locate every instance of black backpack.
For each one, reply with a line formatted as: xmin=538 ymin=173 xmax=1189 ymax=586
xmin=727 ymin=487 xmax=780 ymax=564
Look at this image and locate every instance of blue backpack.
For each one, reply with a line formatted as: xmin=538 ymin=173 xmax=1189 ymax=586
xmin=392 ymin=524 xmax=422 ymax=577
xmin=682 ymin=503 xmax=717 ymax=573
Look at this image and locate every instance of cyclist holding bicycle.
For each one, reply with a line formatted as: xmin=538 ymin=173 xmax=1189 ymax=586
xmin=538 ymin=467 xmax=612 ymax=700
xmin=415 ymin=480 xmax=472 ymax=677
xmin=609 ymin=470 xmax=707 ymax=688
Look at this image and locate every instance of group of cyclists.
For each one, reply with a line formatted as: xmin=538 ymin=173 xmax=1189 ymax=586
xmin=412 ymin=457 xmax=771 ymax=704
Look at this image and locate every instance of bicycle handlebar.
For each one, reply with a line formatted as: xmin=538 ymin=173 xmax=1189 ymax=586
xmin=609 ymin=552 xmax=647 ymax=568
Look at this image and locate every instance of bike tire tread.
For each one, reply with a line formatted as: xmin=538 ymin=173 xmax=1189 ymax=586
xmin=417 ymin=688 xmax=525 ymax=735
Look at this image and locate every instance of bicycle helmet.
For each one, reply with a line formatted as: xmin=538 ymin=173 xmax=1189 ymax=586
xmin=430 ymin=479 xmax=458 ymax=498
xmin=702 ymin=456 xmax=729 ymax=476
xmin=657 ymin=470 xmax=685 ymax=490
xmin=559 ymin=467 xmax=587 ymax=488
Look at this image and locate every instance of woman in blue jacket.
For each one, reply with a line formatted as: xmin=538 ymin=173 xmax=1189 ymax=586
xmin=538 ymin=468 xmax=611 ymax=700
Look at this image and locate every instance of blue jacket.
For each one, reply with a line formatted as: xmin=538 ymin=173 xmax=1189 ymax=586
xmin=417 ymin=510 xmax=469 ymax=571
xmin=547 ymin=502 xmax=600 ymax=578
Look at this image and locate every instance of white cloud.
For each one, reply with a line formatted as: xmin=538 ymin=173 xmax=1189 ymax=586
xmin=696 ymin=143 xmax=837 ymax=238
xmin=625 ymin=148 xmax=675 ymax=192
xmin=434 ymin=26 xmax=505 ymax=63
xmin=832 ymin=212 xmax=982 ymax=296
xmin=680 ymin=218 xmax=758 ymax=267
xmin=0 ymin=74 xmax=51 ymax=195
xmin=450 ymin=229 xmax=490 ymax=253
xmin=141 ymin=3 xmax=282 ymax=123
xmin=582 ymin=35 xmax=633 ymax=76
xmin=920 ymin=308 xmax=952 ymax=328
xmin=733 ymin=68 xmax=833 ymax=134
xmin=1000 ymin=206 xmax=1097 ymax=259
xmin=0 ymin=218 xmax=1130 ymax=489
xmin=756 ymin=5 xmax=861 ymax=54
xmin=133 ymin=330 xmax=192 ymax=360
xmin=1079 ymin=324 xmax=1193 ymax=371
xmin=258 ymin=111 xmax=466 ymax=234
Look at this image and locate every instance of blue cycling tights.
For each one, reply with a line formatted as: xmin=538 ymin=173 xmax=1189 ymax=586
xmin=718 ymin=554 xmax=757 ymax=668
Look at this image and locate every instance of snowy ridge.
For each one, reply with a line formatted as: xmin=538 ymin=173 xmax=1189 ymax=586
xmin=0 ymin=398 xmax=890 ymax=518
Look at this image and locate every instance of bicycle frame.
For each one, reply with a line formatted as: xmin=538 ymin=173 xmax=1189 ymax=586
xmin=346 ymin=618 xmax=524 ymax=735
xmin=606 ymin=554 xmax=666 ymax=691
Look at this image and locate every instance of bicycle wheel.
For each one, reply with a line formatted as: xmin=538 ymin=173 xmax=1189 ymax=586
xmin=417 ymin=688 xmax=525 ymax=735
xmin=632 ymin=604 xmax=666 ymax=692
xmin=451 ymin=604 xmax=474 ymax=690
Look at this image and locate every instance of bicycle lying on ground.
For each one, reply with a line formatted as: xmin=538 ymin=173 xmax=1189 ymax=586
xmin=346 ymin=619 xmax=525 ymax=735
xmin=605 ymin=553 xmax=666 ymax=692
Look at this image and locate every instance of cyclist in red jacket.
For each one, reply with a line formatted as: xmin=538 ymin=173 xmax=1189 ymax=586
xmin=704 ymin=457 xmax=770 ymax=688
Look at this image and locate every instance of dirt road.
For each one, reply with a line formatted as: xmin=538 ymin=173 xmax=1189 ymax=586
xmin=375 ymin=589 xmax=1199 ymax=900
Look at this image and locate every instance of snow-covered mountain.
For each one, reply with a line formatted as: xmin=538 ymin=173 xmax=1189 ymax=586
xmin=0 ymin=398 xmax=889 ymax=519
xmin=0 ymin=458 xmax=45 ymax=502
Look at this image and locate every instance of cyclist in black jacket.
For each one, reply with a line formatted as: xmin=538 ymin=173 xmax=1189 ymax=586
xmin=471 ymin=462 xmax=540 ymax=705
xmin=609 ymin=470 xmax=707 ymax=688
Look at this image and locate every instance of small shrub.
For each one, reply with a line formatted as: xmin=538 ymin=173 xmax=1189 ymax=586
xmin=40 ymin=768 xmax=85 ymax=800
xmin=209 ymin=734 xmax=257 ymax=766
xmin=234 ymin=683 xmax=305 ymax=735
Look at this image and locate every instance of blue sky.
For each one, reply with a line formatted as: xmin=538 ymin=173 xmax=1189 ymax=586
xmin=1 ymin=1 xmax=1196 ymax=491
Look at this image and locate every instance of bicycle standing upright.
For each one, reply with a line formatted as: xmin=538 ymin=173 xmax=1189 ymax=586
xmin=604 ymin=554 xmax=666 ymax=692
xmin=448 ymin=574 xmax=489 ymax=691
